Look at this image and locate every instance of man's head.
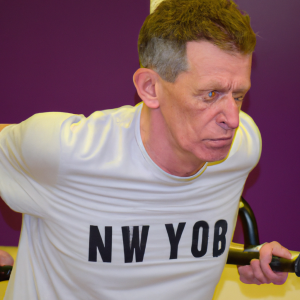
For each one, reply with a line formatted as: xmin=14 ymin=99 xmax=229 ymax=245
xmin=138 ymin=0 xmax=256 ymax=82
xmin=134 ymin=0 xmax=254 ymax=175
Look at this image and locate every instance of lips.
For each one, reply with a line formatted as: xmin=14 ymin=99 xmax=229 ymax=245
xmin=209 ymin=137 xmax=232 ymax=141
xmin=204 ymin=137 xmax=233 ymax=147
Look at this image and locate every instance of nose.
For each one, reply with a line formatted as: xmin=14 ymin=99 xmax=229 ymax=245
xmin=216 ymin=96 xmax=240 ymax=130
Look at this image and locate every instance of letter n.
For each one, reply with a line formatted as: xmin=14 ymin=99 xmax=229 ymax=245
xmin=88 ymin=225 xmax=112 ymax=263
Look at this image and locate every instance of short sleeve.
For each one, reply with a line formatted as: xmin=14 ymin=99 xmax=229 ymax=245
xmin=0 ymin=112 xmax=82 ymax=216
xmin=238 ymin=110 xmax=262 ymax=171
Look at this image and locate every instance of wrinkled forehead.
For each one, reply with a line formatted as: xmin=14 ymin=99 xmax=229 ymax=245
xmin=181 ymin=41 xmax=252 ymax=91
xmin=186 ymin=41 xmax=252 ymax=75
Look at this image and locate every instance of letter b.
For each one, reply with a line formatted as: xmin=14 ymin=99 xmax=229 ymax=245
xmin=213 ymin=220 xmax=228 ymax=257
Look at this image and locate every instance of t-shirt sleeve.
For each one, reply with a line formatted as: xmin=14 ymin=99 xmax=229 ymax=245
xmin=238 ymin=110 xmax=262 ymax=171
xmin=0 ymin=112 xmax=82 ymax=217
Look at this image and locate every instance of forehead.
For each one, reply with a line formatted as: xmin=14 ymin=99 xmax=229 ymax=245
xmin=183 ymin=41 xmax=252 ymax=89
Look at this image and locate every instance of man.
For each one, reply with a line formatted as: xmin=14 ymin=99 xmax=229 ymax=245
xmin=0 ymin=0 xmax=292 ymax=299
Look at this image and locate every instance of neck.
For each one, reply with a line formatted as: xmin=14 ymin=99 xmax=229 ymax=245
xmin=140 ymin=104 xmax=205 ymax=177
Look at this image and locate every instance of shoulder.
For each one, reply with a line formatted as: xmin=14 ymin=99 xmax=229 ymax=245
xmin=57 ymin=105 xmax=141 ymax=164
xmin=229 ymin=111 xmax=262 ymax=168
xmin=2 ymin=112 xmax=80 ymax=160
xmin=238 ymin=111 xmax=261 ymax=143
xmin=0 ymin=106 xmax=140 ymax=184
xmin=61 ymin=105 xmax=139 ymax=144
xmin=0 ymin=112 xmax=78 ymax=187
xmin=66 ymin=105 xmax=138 ymax=131
xmin=0 ymin=111 xmax=77 ymax=150
xmin=237 ymin=111 xmax=262 ymax=159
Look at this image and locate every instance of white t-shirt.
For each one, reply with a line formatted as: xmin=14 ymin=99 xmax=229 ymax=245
xmin=0 ymin=103 xmax=261 ymax=300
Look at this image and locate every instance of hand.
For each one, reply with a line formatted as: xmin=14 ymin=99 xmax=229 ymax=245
xmin=0 ymin=250 xmax=14 ymax=266
xmin=238 ymin=241 xmax=291 ymax=285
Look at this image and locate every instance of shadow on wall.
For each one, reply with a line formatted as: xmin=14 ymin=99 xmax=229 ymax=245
xmin=0 ymin=198 xmax=21 ymax=231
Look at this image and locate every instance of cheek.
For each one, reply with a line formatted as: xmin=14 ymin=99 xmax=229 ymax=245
xmin=160 ymin=89 xmax=214 ymax=136
xmin=187 ymin=106 xmax=216 ymax=132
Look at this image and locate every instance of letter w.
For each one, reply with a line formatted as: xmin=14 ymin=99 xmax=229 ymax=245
xmin=122 ymin=226 xmax=149 ymax=263
xmin=89 ymin=225 xmax=112 ymax=263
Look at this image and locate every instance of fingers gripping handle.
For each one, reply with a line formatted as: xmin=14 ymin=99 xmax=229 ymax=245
xmin=269 ymin=254 xmax=300 ymax=275
xmin=227 ymin=244 xmax=300 ymax=277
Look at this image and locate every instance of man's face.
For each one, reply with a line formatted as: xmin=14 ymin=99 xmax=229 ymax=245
xmin=157 ymin=41 xmax=252 ymax=163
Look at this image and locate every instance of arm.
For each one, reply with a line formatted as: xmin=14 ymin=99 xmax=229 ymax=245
xmin=0 ymin=113 xmax=82 ymax=216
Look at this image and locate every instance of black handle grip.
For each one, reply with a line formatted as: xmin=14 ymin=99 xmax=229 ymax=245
xmin=0 ymin=265 xmax=12 ymax=282
xmin=227 ymin=246 xmax=300 ymax=277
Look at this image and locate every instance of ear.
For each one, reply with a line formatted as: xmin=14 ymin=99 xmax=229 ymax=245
xmin=133 ymin=68 xmax=160 ymax=109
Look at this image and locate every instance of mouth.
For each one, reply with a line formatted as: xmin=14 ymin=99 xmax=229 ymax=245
xmin=209 ymin=137 xmax=232 ymax=141
xmin=204 ymin=136 xmax=233 ymax=148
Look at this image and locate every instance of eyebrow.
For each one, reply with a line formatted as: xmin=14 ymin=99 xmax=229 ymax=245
xmin=197 ymin=81 xmax=251 ymax=93
xmin=232 ymin=86 xmax=251 ymax=93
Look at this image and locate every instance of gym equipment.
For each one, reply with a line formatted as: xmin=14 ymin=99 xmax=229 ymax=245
xmin=226 ymin=197 xmax=300 ymax=277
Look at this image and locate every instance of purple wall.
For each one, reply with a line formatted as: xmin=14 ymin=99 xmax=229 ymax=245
xmin=0 ymin=0 xmax=149 ymax=246
xmin=0 ymin=0 xmax=300 ymax=252
xmin=232 ymin=0 xmax=300 ymax=250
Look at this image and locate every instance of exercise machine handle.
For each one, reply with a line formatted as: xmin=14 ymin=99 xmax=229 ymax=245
xmin=227 ymin=243 xmax=300 ymax=277
xmin=0 ymin=265 xmax=12 ymax=282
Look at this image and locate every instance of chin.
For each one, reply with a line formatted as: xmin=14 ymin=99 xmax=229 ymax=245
xmin=195 ymin=146 xmax=231 ymax=163
xmin=206 ymin=154 xmax=228 ymax=163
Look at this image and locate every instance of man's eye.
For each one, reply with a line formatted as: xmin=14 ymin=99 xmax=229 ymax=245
xmin=208 ymin=91 xmax=216 ymax=98
xmin=234 ymin=96 xmax=243 ymax=101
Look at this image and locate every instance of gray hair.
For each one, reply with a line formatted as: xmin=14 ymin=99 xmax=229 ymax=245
xmin=139 ymin=38 xmax=188 ymax=83
xmin=138 ymin=0 xmax=256 ymax=83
